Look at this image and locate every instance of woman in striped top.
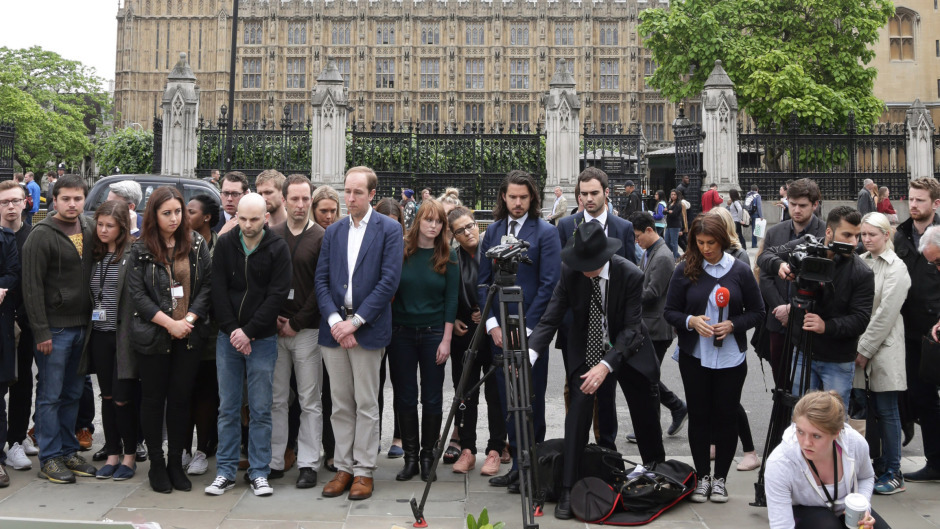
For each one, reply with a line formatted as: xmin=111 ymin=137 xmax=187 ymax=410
xmin=86 ymin=200 xmax=137 ymax=480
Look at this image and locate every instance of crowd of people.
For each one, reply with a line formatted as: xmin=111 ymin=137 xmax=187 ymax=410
xmin=0 ymin=165 xmax=938 ymax=529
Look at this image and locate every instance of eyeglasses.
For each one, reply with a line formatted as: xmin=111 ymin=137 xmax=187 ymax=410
xmin=221 ymin=191 xmax=244 ymax=198
xmin=453 ymin=222 xmax=476 ymax=237
xmin=0 ymin=199 xmax=24 ymax=207
xmin=926 ymin=257 xmax=940 ymax=267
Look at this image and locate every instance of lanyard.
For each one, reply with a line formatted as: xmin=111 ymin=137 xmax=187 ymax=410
xmin=95 ymin=256 xmax=112 ymax=305
xmin=806 ymin=441 xmax=838 ymax=512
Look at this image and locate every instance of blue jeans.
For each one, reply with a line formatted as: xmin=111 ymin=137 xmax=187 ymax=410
xmin=34 ymin=326 xmax=86 ymax=464
xmin=216 ymin=333 xmax=277 ymax=481
xmin=664 ymin=228 xmax=680 ymax=259
xmin=791 ymin=351 xmax=854 ymax=407
xmin=870 ymin=390 xmax=902 ymax=476
xmin=387 ymin=326 xmax=446 ymax=415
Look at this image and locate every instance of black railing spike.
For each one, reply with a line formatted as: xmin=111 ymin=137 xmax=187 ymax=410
xmin=371 ymin=121 xmax=377 ymax=132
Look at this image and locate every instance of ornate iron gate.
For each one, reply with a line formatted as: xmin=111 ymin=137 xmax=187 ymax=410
xmin=0 ymin=121 xmax=14 ymax=181
xmin=673 ymin=113 xmax=705 ymax=219
xmin=581 ymin=123 xmax=645 ymax=214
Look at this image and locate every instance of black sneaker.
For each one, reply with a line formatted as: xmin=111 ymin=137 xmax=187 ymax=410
xmin=205 ymin=475 xmax=236 ymax=495
xmin=92 ymin=446 xmax=110 ymax=462
xmin=39 ymin=458 xmax=76 ymax=484
xmin=667 ymin=404 xmax=689 ymax=436
xmin=251 ymin=476 xmax=274 ymax=496
xmin=63 ymin=453 xmax=97 ymax=477
xmin=903 ymin=465 xmax=940 ymax=483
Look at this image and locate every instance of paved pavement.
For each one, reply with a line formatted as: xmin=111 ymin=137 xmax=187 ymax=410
xmin=2 ymin=250 xmax=938 ymax=527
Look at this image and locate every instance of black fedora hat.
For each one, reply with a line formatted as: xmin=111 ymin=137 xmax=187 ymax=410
xmin=561 ymin=220 xmax=622 ymax=272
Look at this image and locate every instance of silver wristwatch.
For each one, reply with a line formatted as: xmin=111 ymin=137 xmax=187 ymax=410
xmin=351 ymin=315 xmax=364 ymax=329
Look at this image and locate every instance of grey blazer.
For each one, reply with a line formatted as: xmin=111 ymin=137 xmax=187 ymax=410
xmin=755 ymin=215 xmax=826 ymax=333
xmin=640 ymin=238 xmax=675 ymax=341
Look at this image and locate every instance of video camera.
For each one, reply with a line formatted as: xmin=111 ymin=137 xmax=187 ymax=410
xmin=785 ymin=235 xmax=855 ymax=284
xmin=486 ymin=235 xmax=532 ymax=287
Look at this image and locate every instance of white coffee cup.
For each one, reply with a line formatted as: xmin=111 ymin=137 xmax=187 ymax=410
xmin=843 ymin=492 xmax=870 ymax=528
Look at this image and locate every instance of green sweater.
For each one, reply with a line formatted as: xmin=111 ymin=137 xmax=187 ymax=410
xmin=392 ymin=247 xmax=458 ymax=328
xmin=22 ymin=214 xmax=94 ymax=343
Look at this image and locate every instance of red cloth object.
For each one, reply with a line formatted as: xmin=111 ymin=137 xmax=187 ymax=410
xmin=877 ymin=198 xmax=896 ymax=215
xmin=701 ymin=189 xmax=723 ymax=212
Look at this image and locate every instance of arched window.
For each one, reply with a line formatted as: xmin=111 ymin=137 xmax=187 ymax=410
xmin=889 ymin=8 xmax=917 ymax=61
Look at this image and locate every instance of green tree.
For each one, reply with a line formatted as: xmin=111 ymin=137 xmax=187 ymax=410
xmin=638 ymin=0 xmax=895 ymax=128
xmin=95 ymin=127 xmax=154 ymax=176
xmin=0 ymin=46 xmax=111 ymax=172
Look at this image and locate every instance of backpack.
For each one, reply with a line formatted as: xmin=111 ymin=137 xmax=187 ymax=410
xmin=740 ymin=202 xmax=751 ymax=227
xmin=571 ymin=459 xmax=696 ymax=526
xmin=534 ymin=439 xmax=625 ymax=502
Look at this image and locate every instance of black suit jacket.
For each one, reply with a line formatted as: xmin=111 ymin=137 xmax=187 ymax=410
xmin=556 ymin=211 xmax=637 ymax=265
xmin=527 ymin=255 xmax=658 ymax=381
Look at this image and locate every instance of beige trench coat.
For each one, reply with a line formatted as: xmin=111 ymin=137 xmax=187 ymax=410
xmin=855 ymin=249 xmax=911 ymax=392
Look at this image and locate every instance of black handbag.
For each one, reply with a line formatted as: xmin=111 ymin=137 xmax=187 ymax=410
xmin=920 ymin=334 xmax=940 ymax=386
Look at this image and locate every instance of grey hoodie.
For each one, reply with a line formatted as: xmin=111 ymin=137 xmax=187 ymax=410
xmin=765 ymin=423 xmax=875 ymax=529
xmin=22 ymin=213 xmax=93 ymax=343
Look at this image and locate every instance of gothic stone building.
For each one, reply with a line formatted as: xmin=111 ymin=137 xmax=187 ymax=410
xmin=114 ymin=0 xmax=694 ymax=147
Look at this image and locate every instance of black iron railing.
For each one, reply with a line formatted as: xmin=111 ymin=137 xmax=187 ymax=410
xmin=581 ymin=122 xmax=646 ymax=214
xmin=738 ymin=112 xmax=910 ymax=201
xmin=674 ymin=116 xmax=704 ymax=219
xmin=0 ymin=121 xmax=14 ymax=181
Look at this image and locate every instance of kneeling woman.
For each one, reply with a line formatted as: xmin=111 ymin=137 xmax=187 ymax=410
xmin=127 ymin=186 xmax=212 ymax=493
xmin=765 ymin=390 xmax=890 ymax=529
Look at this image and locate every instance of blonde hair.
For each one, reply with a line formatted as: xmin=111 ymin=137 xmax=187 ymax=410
xmin=709 ymin=207 xmax=742 ymax=250
xmin=792 ymin=390 xmax=845 ymax=436
xmin=438 ymin=187 xmax=462 ymax=208
xmin=861 ymin=212 xmax=894 ymax=252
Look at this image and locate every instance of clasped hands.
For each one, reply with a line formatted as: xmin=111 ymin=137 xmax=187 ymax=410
xmin=688 ymin=315 xmax=733 ymax=340
xmin=331 ymin=319 xmax=359 ymax=349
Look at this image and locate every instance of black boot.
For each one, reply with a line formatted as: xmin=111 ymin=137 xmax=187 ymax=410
xmin=396 ymin=410 xmax=420 ymax=481
xmin=420 ymin=413 xmax=443 ymax=482
xmin=148 ymin=455 xmax=172 ymax=493
xmin=167 ymin=450 xmax=192 ymax=491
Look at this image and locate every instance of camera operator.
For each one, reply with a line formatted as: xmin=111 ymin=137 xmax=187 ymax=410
xmin=756 ymin=179 xmax=827 ymax=387
xmin=759 ymin=206 xmax=874 ymax=406
xmin=895 ymin=177 xmax=940 ymax=484
xmin=477 ymin=170 xmax=561 ymax=492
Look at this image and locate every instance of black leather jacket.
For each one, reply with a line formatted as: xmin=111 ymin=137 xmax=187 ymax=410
xmin=126 ymin=232 xmax=212 ymax=355
xmin=456 ymin=246 xmax=480 ymax=323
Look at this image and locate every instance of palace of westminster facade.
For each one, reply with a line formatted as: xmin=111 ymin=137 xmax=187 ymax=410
xmin=114 ymin=0 xmax=692 ymax=147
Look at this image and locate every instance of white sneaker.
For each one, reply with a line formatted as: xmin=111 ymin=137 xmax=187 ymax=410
xmin=7 ymin=443 xmax=31 ymax=470
xmin=21 ymin=437 xmax=38 ymax=456
xmin=205 ymin=475 xmax=236 ymax=495
xmin=187 ymin=450 xmax=208 ymax=475
xmin=251 ymin=476 xmax=273 ymax=496
xmin=181 ymin=451 xmax=193 ymax=468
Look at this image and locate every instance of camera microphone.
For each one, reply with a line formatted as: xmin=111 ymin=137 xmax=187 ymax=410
xmin=713 ymin=286 xmax=730 ymax=348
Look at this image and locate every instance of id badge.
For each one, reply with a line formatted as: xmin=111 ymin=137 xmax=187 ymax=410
xmin=92 ymin=309 xmax=107 ymax=322
xmin=171 ymin=283 xmax=184 ymax=299
xmin=287 ymin=289 xmax=295 ymax=300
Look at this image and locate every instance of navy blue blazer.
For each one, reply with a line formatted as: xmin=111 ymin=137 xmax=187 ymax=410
xmin=314 ymin=211 xmax=403 ymax=350
xmin=477 ymin=214 xmax=561 ymax=332
xmin=556 ymin=211 xmax=637 ymax=265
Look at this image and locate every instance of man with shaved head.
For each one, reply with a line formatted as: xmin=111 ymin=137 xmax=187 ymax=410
xmin=207 ymin=193 xmax=292 ymax=497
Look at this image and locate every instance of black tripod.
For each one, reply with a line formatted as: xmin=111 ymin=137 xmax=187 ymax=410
xmin=411 ymin=244 xmax=543 ymax=529
xmin=751 ymin=279 xmax=824 ymax=507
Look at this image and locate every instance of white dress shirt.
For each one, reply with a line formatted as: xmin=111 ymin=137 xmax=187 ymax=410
xmin=582 ymin=208 xmax=609 ymax=235
xmin=327 ymin=206 xmax=373 ymax=328
xmin=486 ymin=214 xmax=529 ymax=334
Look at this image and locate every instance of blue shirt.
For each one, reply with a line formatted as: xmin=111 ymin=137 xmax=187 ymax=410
xmin=26 ymin=181 xmax=40 ymax=213
xmin=686 ymin=252 xmax=744 ymax=369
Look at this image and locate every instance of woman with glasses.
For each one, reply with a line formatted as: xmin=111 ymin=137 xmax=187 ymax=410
xmin=446 ymin=207 xmax=507 ymax=476
xmin=127 ymin=186 xmax=212 ymax=493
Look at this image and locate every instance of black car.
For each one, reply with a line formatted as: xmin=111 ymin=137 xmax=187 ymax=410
xmin=84 ymin=175 xmax=221 ymax=217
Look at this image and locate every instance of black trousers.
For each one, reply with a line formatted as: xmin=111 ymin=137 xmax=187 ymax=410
xmin=451 ymin=322 xmax=506 ymax=455
xmin=905 ymin=336 xmax=940 ymax=467
xmin=792 ymin=506 xmax=890 ymax=529
xmin=563 ymin=360 xmax=664 ymax=487
xmin=187 ymin=359 xmax=219 ymax=455
xmin=652 ymin=339 xmax=685 ymax=412
xmin=678 ymin=354 xmax=747 ymax=480
xmin=7 ymin=321 xmax=35 ymax=445
xmin=558 ymin=322 xmax=618 ymax=448
xmin=89 ymin=330 xmax=137 ymax=456
xmin=137 ymin=339 xmax=201 ymax=460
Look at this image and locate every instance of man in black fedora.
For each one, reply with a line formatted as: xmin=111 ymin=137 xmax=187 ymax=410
xmin=527 ymin=221 xmax=664 ymax=519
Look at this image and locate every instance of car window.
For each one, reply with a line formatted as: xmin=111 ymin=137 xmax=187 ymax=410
xmin=183 ymin=183 xmax=219 ymax=205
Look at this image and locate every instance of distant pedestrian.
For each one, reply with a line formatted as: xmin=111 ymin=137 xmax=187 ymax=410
xmin=22 ymin=172 xmax=40 ymax=226
xmin=701 ymin=183 xmax=723 ymax=213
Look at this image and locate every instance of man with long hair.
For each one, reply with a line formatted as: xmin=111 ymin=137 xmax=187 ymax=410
xmin=477 ymin=170 xmax=561 ymax=491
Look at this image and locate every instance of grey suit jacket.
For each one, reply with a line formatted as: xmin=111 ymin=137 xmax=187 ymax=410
xmin=755 ymin=215 xmax=826 ymax=333
xmin=640 ymin=238 xmax=675 ymax=341
xmin=857 ymin=188 xmax=876 ymax=216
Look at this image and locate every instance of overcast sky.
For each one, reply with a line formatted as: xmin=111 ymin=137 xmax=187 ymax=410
xmin=1 ymin=1 xmax=119 ymax=87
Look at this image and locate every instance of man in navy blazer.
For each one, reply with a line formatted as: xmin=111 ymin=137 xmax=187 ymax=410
xmin=314 ymin=166 xmax=403 ymax=501
xmin=555 ymin=167 xmax=636 ymax=449
xmin=477 ymin=170 xmax=562 ymax=489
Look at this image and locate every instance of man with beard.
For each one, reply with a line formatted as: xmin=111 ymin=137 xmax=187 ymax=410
xmin=215 ymin=172 xmax=250 ymax=234
xmin=895 ymin=177 xmax=940 ymax=484
xmin=255 ymin=170 xmax=288 ymax=227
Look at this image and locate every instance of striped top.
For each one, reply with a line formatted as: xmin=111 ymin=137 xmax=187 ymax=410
xmin=90 ymin=252 xmax=120 ymax=332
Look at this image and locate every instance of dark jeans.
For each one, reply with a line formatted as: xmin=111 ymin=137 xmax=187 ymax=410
xmin=7 ymin=321 xmax=35 ymax=446
xmin=679 ymin=353 xmax=747 ymax=480
xmin=450 ymin=322 xmax=506 ymax=455
xmin=905 ymin=336 xmax=940 ymax=468
xmin=90 ymin=330 xmax=137 ymax=456
xmin=137 ymin=339 xmax=201 ymax=462
xmin=387 ymin=325 xmax=446 ymax=415
xmin=792 ymin=506 xmax=890 ymax=529
xmin=378 ymin=351 xmax=401 ymax=440
xmin=34 ymin=326 xmax=86 ymax=464
xmin=734 ymin=221 xmax=747 ymax=249
xmin=187 ymin=359 xmax=219 ymax=455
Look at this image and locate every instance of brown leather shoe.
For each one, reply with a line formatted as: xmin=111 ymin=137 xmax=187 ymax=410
xmin=348 ymin=476 xmax=374 ymax=500
xmin=322 ymin=471 xmax=353 ymax=497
